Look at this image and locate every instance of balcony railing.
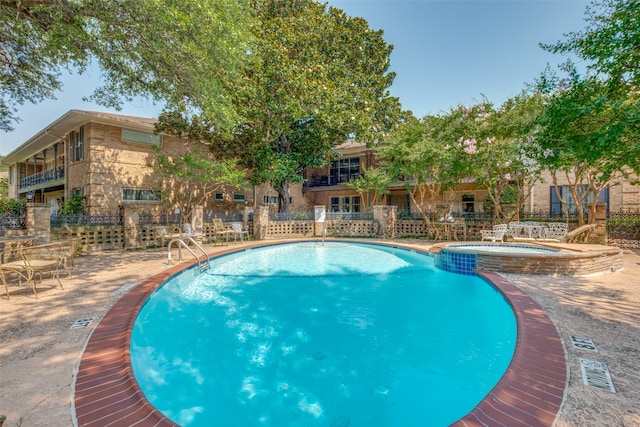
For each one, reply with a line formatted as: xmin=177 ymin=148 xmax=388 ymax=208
xmin=19 ymin=166 xmax=65 ymax=188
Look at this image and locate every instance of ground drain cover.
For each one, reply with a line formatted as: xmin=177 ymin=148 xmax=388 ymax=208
xmin=570 ymin=335 xmax=598 ymax=352
xmin=112 ymin=282 xmax=137 ymax=296
xmin=580 ymin=358 xmax=616 ymax=393
xmin=71 ymin=317 xmax=94 ymax=329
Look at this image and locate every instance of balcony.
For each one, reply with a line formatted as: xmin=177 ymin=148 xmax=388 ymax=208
xmin=19 ymin=165 xmax=65 ymax=189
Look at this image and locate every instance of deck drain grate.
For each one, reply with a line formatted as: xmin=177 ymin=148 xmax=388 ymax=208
xmin=112 ymin=282 xmax=137 ymax=296
xmin=570 ymin=335 xmax=598 ymax=352
xmin=71 ymin=317 xmax=94 ymax=329
xmin=580 ymin=358 xmax=616 ymax=393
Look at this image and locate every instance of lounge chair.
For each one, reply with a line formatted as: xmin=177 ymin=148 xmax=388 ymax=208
xmin=480 ymin=224 xmax=508 ymax=242
xmin=230 ymin=222 xmax=249 ymax=242
xmin=541 ymin=222 xmax=568 ymax=240
xmin=182 ymin=223 xmax=205 ymax=243
xmin=212 ymin=218 xmax=234 ymax=245
xmin=542 ymin=223 xmax=597 ymax=243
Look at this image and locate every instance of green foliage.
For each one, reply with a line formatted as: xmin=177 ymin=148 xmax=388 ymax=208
xmin=0 ymin=177 xmax=24 ymax=214
xmin=483 ymin=185 xmax=518 ymax=215
xmin=536 ymin=0 xmax=640 ymax=225
xmin=151 ymin=149 xmax=248 ymax=221
xmin=1 ymin=0 xmax=253 ymax=131
xmin=0 ymin=198 xmax=25 ymax=215
xmin=344 ymin=165 xmax=392 ymax=208
xmin=542 ymin=0 xmax=640 ymax=88
xmin=0 ymin=176 xmax=7 ymax=199
xmin=58 ymin=195 xmax=85 ymax=215
xmin=378 ymin=91 xmax=544 ymax=221
xmin=158 ymin=0 xmax=405 ymax=211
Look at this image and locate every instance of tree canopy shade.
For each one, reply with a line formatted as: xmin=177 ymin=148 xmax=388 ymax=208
xmin=0 ymin=0 xmax=253 ymax=131
xmin=535 ymin=73 xmax=640 ymax=224
xmin=542 ymin=0 xmax=640 ymax=87
xmin=377 ymin=92 xmax=544 ymax=223
xmin=150 ymin=150 xmax=248 ymax=223
xmin=158 ymin=0 xmax=404 ymax=211
xmin=538 ymin=0 xmax=640 ymax=224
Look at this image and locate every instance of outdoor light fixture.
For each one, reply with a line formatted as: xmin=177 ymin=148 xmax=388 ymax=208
xmin=26 ymin=191 xmax=34 ymax=202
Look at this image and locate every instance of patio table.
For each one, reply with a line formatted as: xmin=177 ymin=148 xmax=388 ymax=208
xmin=433 ymin=221 xmax=467 ymax=241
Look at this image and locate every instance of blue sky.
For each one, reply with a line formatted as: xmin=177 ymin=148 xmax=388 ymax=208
xmin=0 ymin=0 xmax=589 ymax=155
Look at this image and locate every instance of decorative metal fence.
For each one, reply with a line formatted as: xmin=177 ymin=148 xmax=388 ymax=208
xmin=138 ymin=211 xmax=182 ymax=225
xmin=270 ymin=211 xmax=315 ymax=221
xmin=204 ymin=212 xmax=245 ymax=223
xmin=51 ymin=212 xmax=123 ymax=227
xmin=326 ymin=211 xmax=373 ymax=221
xmin=0 ymin=212 xmax=26 ymax=230
xmin=606 ymin=209 xmax=640 ymax=248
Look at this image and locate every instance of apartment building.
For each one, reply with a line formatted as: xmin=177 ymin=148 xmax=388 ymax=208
xmin=4 ymin=110 xmax=637 ymax=217
xmin=1 ymin=110 xmax=257 ymax=216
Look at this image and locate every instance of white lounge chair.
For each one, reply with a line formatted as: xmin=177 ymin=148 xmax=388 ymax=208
xmin=230 ymin=222 xmax=249 ymax=242
xmin=542 ymin=222 xmax=568 ymax=240
xmin=480 ymin=224 xmax=508 ymax=242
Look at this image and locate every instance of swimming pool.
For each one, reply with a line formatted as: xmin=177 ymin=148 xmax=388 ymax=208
xmin=130 ymin=242 xmax=516 ymax=426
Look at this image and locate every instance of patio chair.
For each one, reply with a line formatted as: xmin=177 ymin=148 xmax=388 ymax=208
xmin=58 ymin=238 xmax=81 ymax=274
xmin=212 ymin=218 xmax=234 ymax=245
xmin=1 ymin=243 xmax=67 ymax=298
xmin=230 ymin=222 xmax=250 ymax=242
xmin=480 ymin=223 xmax=508 ymax=242
xmin=1 ymin=250 xmax=31 ymax=298
xmin=182 ymin=223 xmax=205 ymax=244
xmin=21 ymin=243 xmax=69 ymax=287
xmin=542 ymin=222 xmax=568 ymax=240
xmin=539 ymin=223 xmax=597 ymax=243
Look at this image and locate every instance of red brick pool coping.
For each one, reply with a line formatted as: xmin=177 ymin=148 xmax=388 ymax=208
xmin=73 ymin=242 xmax=567 ymax=426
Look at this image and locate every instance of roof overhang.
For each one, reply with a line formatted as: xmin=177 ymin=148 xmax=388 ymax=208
xmin=2 ymin=110 xmax=157 ymax=165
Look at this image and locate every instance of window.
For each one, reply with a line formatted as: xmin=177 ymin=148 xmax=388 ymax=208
xmin=122 ymin=128 xmax=162 ymax=146
xmin=264 ymin=195 xmax=278 ymax=205
xmin=233 ymin=193 xmax=247 ymax=202
xmin=122 ymin=188 xmax=162 ymax=201
xmin=550 ymin=185 xmax=608 ymax=214
xmin=71 ymin=187 xmax=84 ymax=196
xmin=70 ymin=126 xmax=84 ymax=162
xmin=215 ymin=193 xmax=224 ymax=200
xmin=329 ymin=157 xmax=360 ymax=184
xmin=330 ymin=196 xmax=360 ymax=213
xmin=462 ymin=194 xmax=475 ymax=212
xmin=262 ymin=195 xmax=292 ymax=205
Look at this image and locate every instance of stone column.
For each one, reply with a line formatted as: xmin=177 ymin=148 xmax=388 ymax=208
xmin=253 ymin=206 xmax=270 ymax=240
xmin=193 ymin=205 xmax=204 ymax=234
xmin=120 ymin=205 xmax=140 ymax=249
xmin=26 ymin=203 xmax=51 ymax=243
xmin=591 ymin=202 xmax=607 ymax=244
xmin=372 ymin=205 xmax=397 ymax=238
xmin=314 ymin=205 xmax=326 ymax=237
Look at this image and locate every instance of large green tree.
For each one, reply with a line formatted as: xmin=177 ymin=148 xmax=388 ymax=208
xmin=1 ymin=0 xmax=253 ymax=131
xmin=158 ymin=0 xmax=404 ymax=212
xmin=535 ymin=73 xmax=639 ymax=224
xmin=151 ymin=149 xmax=248 ymax=223
xmin=376 ymin=115 xmax=464 ymax=226
xmin=542 ymin=0 xmax=640 ymax=87
xmin=537 ymin=0 xmax=640 ymax=224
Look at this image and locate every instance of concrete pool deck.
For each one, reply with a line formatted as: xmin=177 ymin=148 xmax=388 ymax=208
xmin=1 ymin=239 xmax=638 ymax=426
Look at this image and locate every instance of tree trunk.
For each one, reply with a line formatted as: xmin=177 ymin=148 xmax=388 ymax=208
xmin=277 ymin=181 xmax=290 ymax=213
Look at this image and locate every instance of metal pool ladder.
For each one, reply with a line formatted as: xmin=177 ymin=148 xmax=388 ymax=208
xmin=167 ymin=236 xmax=210 ymax=272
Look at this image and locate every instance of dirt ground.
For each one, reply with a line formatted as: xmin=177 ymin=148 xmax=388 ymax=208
xmin=0 ymin=240 xmax=638 ymax=427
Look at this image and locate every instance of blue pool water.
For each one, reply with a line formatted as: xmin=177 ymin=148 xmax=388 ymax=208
xmin=131 ymin=242 xmax=516 ymax=426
